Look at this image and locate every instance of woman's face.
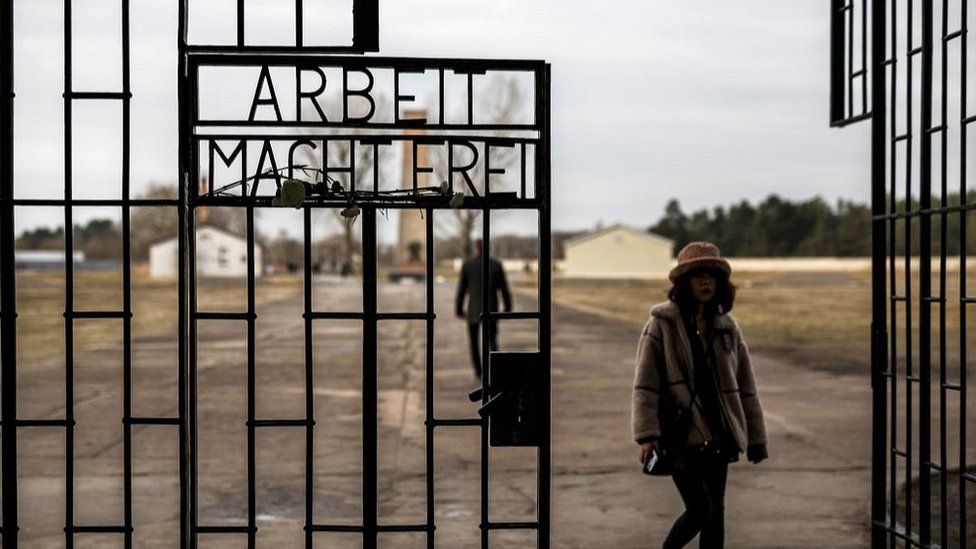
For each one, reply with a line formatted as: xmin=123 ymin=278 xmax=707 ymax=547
xmin=688 ymin=270 xmax=716 ymax=304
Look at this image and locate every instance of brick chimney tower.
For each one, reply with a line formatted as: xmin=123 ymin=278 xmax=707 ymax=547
xmin=396 ymin=109 xmax=428 ymax=265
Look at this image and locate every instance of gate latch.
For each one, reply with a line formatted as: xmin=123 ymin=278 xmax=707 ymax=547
xmin=467 ymin=351 xmax=543 ymax=447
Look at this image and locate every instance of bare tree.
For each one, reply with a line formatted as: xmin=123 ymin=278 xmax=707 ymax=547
xmin=427 ymin=76 xmax=523 ymax=259
xmin=295 ymin=97 xmax=391 ymax=275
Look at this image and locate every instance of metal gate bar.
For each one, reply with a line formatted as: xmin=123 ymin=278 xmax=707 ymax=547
xmin=0 ymin=0 xmax=17 ymax=545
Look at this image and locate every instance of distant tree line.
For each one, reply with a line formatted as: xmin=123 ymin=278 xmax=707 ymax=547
xmin=649 ymin=192 xmax=976 ymax=257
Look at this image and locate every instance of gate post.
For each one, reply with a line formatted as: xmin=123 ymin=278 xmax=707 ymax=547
xmin=0 ymin=0 xmax=18 ymax=546
xmin=869 ymin=0 xmax=888 ymax=547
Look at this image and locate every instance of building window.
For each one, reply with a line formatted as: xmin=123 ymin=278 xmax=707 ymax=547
xmin=218 ymin=247 xmax=228 ymax=268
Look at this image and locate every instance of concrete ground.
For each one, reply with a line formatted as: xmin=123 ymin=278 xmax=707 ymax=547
xmin=12 ymin=279 xmax=873 ymax=548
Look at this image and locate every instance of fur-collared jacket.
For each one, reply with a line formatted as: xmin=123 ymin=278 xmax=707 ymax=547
xmin=631 ymin=300 xmax=767 ymax=456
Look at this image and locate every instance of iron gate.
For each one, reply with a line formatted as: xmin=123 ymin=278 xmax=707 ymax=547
xmin=833 ymin=0 xmax=976 ymax=547
xmin=0 ymin=1 xmax=552 ymax=548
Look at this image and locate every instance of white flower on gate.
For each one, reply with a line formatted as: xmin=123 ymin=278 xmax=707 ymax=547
xmin=449 ymin=192 xmax=464 ymax=208
xmin=341 ymin=204 xmax=361 ymax=219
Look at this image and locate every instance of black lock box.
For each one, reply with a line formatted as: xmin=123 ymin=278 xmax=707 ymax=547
xmin=472 ymin=351 xmax=544 ymax=447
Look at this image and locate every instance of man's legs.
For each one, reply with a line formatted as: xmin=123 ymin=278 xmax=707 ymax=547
xmin=467 ymin=321 xmax=482 ymax=378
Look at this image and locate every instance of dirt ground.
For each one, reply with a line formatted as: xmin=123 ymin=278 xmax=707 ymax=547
xmin=11 ymin=277 xmax=875 ymax=548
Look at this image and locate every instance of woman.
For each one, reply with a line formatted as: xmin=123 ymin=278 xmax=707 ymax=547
xmin=632 ymin=241 xmax=767 ymax=549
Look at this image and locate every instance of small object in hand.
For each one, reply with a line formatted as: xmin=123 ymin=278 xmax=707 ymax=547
xmin=643 ymin=448 xmax=659 ymax=475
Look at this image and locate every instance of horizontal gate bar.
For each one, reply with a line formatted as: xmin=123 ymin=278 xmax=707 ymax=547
xmin=196 ymin=525 xmax=254 ymax=534
xmin=429 ymin=418 xmax=482 ymax=427
xmin=66 ymin=311 xmax=132 ymax=319
xmin=248 ymin=419 xmax=313 ymax=427
xmin=193 ymin=312 xmax=254 ymax=320
xmin=64 ymin=92 xmax=131 ymax=100
xmin=188 ymin=197 xmax=544 ymax=210
xmin=68 ymin=526 xmax=132 ymax=533
xmin=484 ymin=521 xmax=540 ymax=530
xmin=187 ymin=52 xmax=547 ymax=71
xmin=487 ymin=311 xmax=540 ymax=320
xmin=307 ymin=524 xmax=363 ymax=533
xmin=377 ymin=312 xmax=433 ymax=320
xmin=376 ymin=524 xmax=427 ymax=532
xmin=126 ymin=417 xmax=180 ymax=426
xmin=12 ymin=199 xmax=180 ymax=206
xmin=943 ymin=29 xmax=965 ymax=41
xmin=305 ymin=312 xmax=363 ymax=320
xmin=834 ymin=112 xmax=874 ymax=127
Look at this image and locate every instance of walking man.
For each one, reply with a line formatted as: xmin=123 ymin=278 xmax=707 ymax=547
xmin=455 ymin=239 xmax=512 ymax=378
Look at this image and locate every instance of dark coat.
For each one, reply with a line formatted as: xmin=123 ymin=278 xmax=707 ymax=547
xmin=632 ymin=300 xmax=767 ymax=453
xmin=455 ymin=255 xmax=512 ymax=324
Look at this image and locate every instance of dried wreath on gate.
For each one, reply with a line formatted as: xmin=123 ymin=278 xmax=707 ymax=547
xmin=206 ymin=165 xmax=466 ymax=220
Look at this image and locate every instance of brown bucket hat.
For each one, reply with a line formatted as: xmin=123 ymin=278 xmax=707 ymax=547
xmin=668 ymin=241 xmax=732 ymax=282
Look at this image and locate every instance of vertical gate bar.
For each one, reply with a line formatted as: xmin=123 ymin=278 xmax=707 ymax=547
xmin=863 ymin=0 xmax=870 ymax=113
xmin=480 ymin=203 xmax=490 ymax=549
xmin=362 ymin=206 xmax=377 ymax=549
xmin=904 ymin=0 xmax=915 ymax=539
xmin=186 ymin=193 xmax=198 ymax=549
xmin=850 ymin=0 xmax=857 ymax=115
xmin=177 ymin=2 xmax=193 ymax=546
xmin=870 ymin=0 xmax=889 ymax=545
xmin=833 ymin=0 xmax=848 ymax=123
xmin=62 ymin=0 xmax=76 ymax=545
xmin=888 ymin=0 xmax=900 ymax=543
xmin=303 ymin=206 xmax=313 ymax=549
xmin=958 ymin=4 xmax=969 ymax=546
xmin=237 ymin=0 xmax=245 ymax=48
xmin=295 ymin=0 xmax=303 ymax=48
xmin=424 ymin=208 xmax=435 ymax=549
xmin=178 ymin=24 xmax=190 ymax=549
xmin=937 ymin=0 xmax=949 ymax=544
xmin=0 ymin=0 xmax=17 ymax=546
xmin=121 ymin=0 xmax=134 ymax=546
xmin=919 ymin=0 xmax=933 ymax=544
xmin=246 ymin=205 xmax=256 ymax=548
xmin=536 ymin=63 xmax=552 ymax=549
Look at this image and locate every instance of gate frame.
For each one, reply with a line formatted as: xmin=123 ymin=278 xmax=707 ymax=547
xmin=0 ymin=1 xmax=552 ymax=547
xmin=179 ymin=42 xmax=553 ymax=549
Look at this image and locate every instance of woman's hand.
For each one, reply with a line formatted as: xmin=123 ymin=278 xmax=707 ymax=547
xmin=638 ymin=438 xmax=659 ymax=466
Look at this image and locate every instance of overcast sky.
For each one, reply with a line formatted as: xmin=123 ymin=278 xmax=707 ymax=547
xmin=10 ymin=0 xmax=871 ymax=238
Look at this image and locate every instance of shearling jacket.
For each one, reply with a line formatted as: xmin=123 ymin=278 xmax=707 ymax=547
xmin=631 ymin=300 xmax=767 ymax=454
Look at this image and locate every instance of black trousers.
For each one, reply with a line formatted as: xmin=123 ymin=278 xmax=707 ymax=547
xmin=466 ymin=320 xmax=498 ymax=377
xmin=662 ymin=447 xmax=729 ymax=549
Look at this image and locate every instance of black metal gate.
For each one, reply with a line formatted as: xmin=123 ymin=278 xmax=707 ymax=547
xmin=0 ymin=1 xmax=552 ymax=548
xmin=832 ymin=0 xmax=975 ymax=547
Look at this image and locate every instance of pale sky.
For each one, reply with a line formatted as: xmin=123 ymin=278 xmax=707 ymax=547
xmin=10 ymin=0 xmax=871 ymax=238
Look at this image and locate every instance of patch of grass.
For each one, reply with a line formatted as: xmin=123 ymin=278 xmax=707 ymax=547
xmin=14 ymin=269 xmax=302 ymax=366
xmin=534 ymin=267 xmax=976 ymax=374
xmin=524 ymin=271 xmax=873 ymax=372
